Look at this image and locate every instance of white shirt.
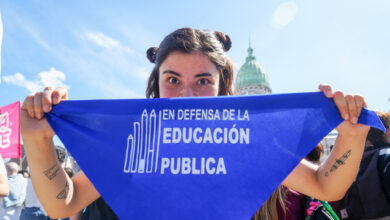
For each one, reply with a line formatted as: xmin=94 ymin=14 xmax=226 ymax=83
xmin=24 ymin=179 xmax=44 ymax=209
xmin=0 ymin=173 xmax=27 ymax=220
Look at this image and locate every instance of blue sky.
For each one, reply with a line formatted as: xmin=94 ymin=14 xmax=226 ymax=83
xmin=1 ymin=0 xmax=389 ymax=112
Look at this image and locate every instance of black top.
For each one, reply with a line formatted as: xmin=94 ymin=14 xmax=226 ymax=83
xmin=81 ymin=197 xmax=119 ymax=220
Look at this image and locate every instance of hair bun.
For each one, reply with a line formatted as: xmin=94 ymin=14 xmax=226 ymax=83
xmin=214 ymin=31 xmax=232 ymax=52
xmin=146 ymin=47 xmax=158 ymax=63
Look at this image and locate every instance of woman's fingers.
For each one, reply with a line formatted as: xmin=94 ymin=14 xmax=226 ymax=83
xmin=33 ymin=92 xmax=44 ymax=119
xmin=21 ymin=86 xmax=68 ymax=120
xmin=318 ymin=83 xmax=333 ymax=98
xmin=42 ymin=86 xmax=54 ymax=112
xmin=318 ymin=84 xmax=367 ymax=124
xmin=333 ymin=91 xmax=350 ymax=121
xmin=22 ymin=95 xmax=35 ymax=118
xmin=52 ymin=87 xmax=68 ymax=104
xmin=345 ymin=94 xmax=358 ymax=124
xmin=333 ymin=92 xmax=367 ymax=124
xmin=353 ymin=94 xmax=366 ymax=120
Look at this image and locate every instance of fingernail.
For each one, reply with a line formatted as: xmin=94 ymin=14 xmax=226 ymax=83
xmin=53 ymin=97 xmax=58 ymax=104
xmin=352 ymin=117 xmax=358 ymax=124
xmin=344 ymin=114 xmax=349 ymax=121
xmin=28 ymin=111 xmax=34 ymax=118
xmin=327 ymin=91 xmax=332 ymax=97
xmin=36 ymin=113 xmax=43 ymax=119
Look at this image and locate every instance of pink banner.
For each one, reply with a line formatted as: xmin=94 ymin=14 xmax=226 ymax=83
xmin=0 ymin=101 xmax=21 ymax=158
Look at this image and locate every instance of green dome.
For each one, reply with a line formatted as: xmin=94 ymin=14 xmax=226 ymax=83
xmin=235 ymin=45 xmax=271 ymax=94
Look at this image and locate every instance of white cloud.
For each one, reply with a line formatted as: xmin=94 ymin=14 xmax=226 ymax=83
xmin=3 ymin=67 xmax=69 ymax=93
xmin=85 ymin=31 xmax=134 ymax=55
xmin=2 ymin=72 xmax=41 ymax=93
xmin=38 ymin=68 xmax=67 ymax=89
xmin=271 ymin=1 xmax=298 ymax=28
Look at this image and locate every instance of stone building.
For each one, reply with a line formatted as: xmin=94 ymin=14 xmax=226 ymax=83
xmin=235 ymin=44 xmax=271 ymax=95
xmin=234 ymin=44 xmax=335 ymax=161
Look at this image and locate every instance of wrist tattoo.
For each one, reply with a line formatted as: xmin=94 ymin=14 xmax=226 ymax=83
xmin=43 ymin=164 xmax=60 ymax=180
xmin=325 ymin=149 xmax=351 ymax=177
xmin=56 ymin=181 xmax=70 ymax=200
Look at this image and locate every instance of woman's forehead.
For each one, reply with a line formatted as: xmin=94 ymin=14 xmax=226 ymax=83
xmin=159 ymin=51 xmax=219 ymax=76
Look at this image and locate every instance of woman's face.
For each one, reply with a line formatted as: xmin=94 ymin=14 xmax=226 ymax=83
xmin=158 ymin=51 xmax=220 ymax=98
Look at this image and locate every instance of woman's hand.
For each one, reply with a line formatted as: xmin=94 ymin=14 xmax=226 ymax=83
xmin=318 ymin=83 xmax=369 ymax=136
xmin=21 ymin=87 xmax=68 ymax=141
xmin=283 ymin=84 xmax=371 ymax=201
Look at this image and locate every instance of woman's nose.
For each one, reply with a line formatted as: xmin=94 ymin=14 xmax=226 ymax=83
xmin=179 ymin=87 xmax=196 ymax=97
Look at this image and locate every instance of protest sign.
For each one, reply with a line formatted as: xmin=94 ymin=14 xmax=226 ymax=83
xmin=0 ymin=101 xmax=21 ymax=158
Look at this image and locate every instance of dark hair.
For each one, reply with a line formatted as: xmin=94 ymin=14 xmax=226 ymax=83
xmin=64 ymin=167 xmax=75 ymax=178
xmin=18 ymin=170 xmax=29 ymax=178
xmin=146 ymin=28 xmax=234 ymax=98
xmin=367 ymin=111 xmax=390 ymax=147
xmin=56 ymin=147 xmax=66 ymax=164
xmin=305 ymin=142 xmax=324 ymax=164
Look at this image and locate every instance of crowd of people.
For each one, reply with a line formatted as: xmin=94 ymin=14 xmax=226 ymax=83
xmin=0 ymin=149 xmax=80 ymax=220
xmin=0 ymin=27 xmax=388 ymax=219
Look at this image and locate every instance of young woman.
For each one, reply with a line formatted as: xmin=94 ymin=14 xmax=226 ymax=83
xmin=21 ymin=28 xmax=369 ymax=219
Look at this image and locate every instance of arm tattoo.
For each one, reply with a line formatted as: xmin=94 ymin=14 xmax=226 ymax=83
xmin=56 ymin=181 xmax=71 ymax=200
xmin=325 ymin=149 xmax=352 ymax=177
xmin=43 ymin=164 xmax=60 ymax=180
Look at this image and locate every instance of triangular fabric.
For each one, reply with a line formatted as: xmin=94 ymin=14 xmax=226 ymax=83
xmin=46 ymin=92 xmax=385 ymax=220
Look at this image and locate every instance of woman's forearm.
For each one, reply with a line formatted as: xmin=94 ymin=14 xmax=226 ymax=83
xmin=23 ymin=137 xmax=76 ymax=218
xmin=24 ymin=136 xmax=100 ymax=218
xmin=283 ymin=126 xmax=368 ymax=201
xmin=315 ymin=132 xmax=366 ymax=200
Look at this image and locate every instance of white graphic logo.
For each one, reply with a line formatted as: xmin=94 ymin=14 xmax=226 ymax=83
xmin=123 ymin=108 xmax=251 ymax=175
xmin=0 ymin=112 xmax=12 ymax=149
xmin=123 ymin=109 xmax=161 ymax=173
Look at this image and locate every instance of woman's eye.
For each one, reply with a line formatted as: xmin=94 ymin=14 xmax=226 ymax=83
xmin=168 ymin=77 xmax=179 ymax=85
xmin=197 ymin=78 xmax=210 ymax=85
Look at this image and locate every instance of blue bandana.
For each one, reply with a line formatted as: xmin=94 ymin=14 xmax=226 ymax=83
xmin=46 ymin=92 xmax=385 ymax=220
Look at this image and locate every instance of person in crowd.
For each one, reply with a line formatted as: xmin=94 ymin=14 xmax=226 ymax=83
xmin=306 ymin=143 xmax=325 ymax=165
xmin=21 ymin=27 xmax=369 ymax=219
xmin=0 ymin=162 xmax=27 ymax=220
xmin=0 ymin=155 xmax=9 ymax=198
xmin=20 ymin=145 xmax=69 ymax=220
xmin=56 ymin=147 xmax=66 ymax=168
xmin=20 ymin=169 xmax=50 ymax=220
xmin=303 ymin=143 xmax=340 ymax=220
xmin=17 ymin=170 xmax=29 ymax=179
xmin=64 ymin=168 xmax=74 ymax=179
xmin=331 ymin=111 xmax=390 ymax=219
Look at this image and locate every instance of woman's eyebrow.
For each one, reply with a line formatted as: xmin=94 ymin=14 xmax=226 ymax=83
xmin=194 ymin=73 xmax=212 ymax=78
xmin=162 ymin=70 xmax=181 ymax=77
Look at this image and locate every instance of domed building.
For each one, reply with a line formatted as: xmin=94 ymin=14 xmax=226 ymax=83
xmin=234 ymin=44 xmax=336 ymax=157
xmin=235 ymin=45 xmax=271 ymax=95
